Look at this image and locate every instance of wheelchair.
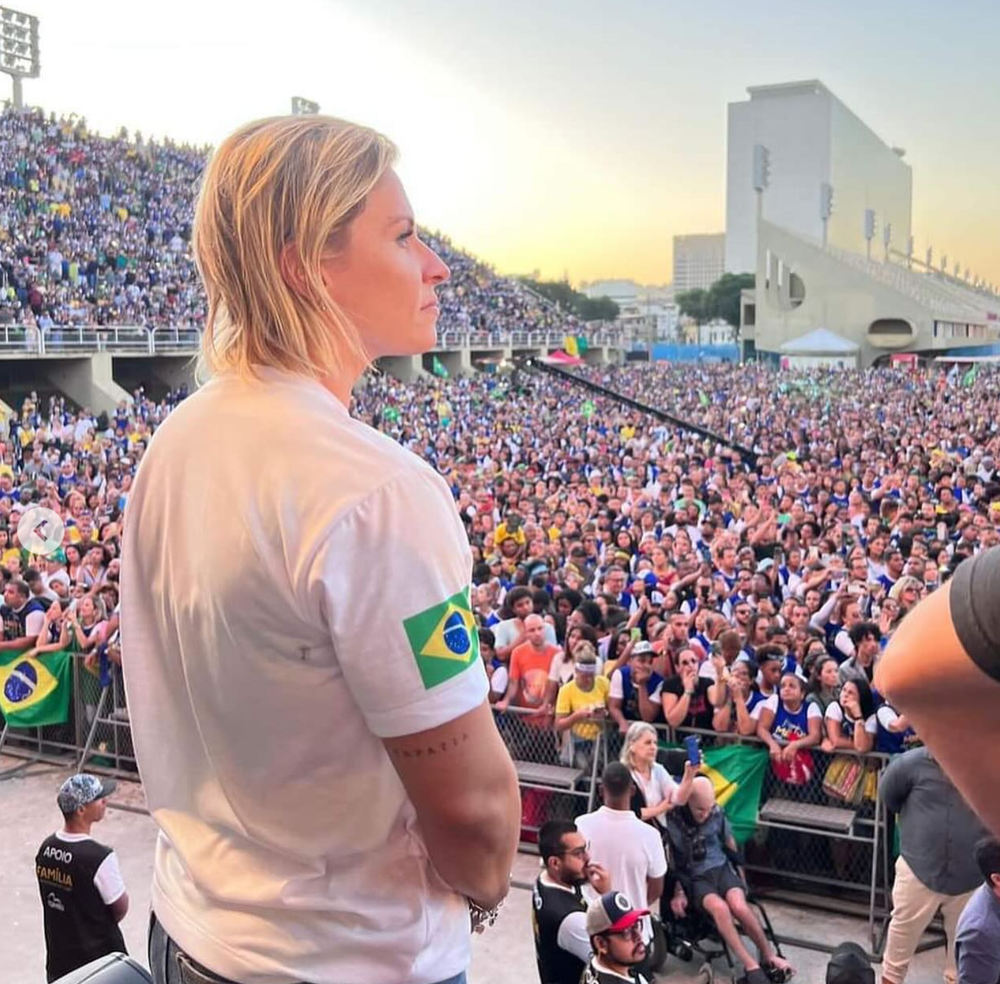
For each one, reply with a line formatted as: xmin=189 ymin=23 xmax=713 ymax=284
xmin=658 ymin=873 xmax=787 ymax=984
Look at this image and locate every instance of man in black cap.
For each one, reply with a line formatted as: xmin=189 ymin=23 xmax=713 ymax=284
xmin=35 ymin=773 xmax=129 ymax=982
xmin=825 ymin=941 xmax=874 ymax=984
xmin=581 ymin=891 xmax=652 ymax=984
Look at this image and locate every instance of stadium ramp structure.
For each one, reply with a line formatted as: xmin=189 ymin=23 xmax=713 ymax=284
xmin=748 ymin=218 xmax=1000 ymax=368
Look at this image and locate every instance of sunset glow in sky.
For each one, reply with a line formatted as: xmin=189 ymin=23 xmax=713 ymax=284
xmin=13 ymin=0 xmax=1000 ymax=287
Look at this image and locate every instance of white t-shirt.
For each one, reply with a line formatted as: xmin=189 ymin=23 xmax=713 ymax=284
xmin=824 ymin=701 xmax=877 ymax=735
xmin=575 ymin=806 xmax=667 ymax=920
xmin=493 ymin=616 xmax=557 ymax=651
xmin=490 ymin=664 xmax=509 ymax=696
xmin=121 ymin=368 xmax=488 ymax=984
xmin=629 ymin=763 xmax=679 ymax=828
xmin=56 ymin=830 xmax=125 ymax=904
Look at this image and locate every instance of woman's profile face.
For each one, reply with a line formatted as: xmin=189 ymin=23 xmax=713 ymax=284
xmin=318 ymin=170 xmax=449 ymax=360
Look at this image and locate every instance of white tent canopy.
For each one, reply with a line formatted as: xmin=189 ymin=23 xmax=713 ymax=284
xmin=779 ymin=327 xmax=860 ymax=355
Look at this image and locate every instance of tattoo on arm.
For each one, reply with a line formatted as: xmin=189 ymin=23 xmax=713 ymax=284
xmin=389 ymin=732 xmax=471 ymax=761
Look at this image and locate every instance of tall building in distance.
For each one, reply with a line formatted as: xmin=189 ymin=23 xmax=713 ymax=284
xmin=725 ymin=80 xmax=912 ymax=274
xmin=672 ymin=233 xmax=726 ymax=293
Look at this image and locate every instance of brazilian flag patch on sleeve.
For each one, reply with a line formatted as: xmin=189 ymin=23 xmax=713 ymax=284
xmin=403 ymin=587 xmax=480 ymax=689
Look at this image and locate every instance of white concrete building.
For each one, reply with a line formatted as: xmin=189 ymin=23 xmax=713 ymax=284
xmin=725 ymin=80 xmax=913 ymax=274
xmin=673 ymin=234 xmax=725 ymax=293
xmin=746 ymin=218 xmax=1000 ymax=367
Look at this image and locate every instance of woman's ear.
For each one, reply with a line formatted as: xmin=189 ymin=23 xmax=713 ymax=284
xmin=279 ymin=242 xmax=311 ymax=298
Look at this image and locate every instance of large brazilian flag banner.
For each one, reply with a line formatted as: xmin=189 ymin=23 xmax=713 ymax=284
xmin=0 ymin=650 xmax=73 ymax=727
xmin=662 ymin=741 xmax=769 ymax=844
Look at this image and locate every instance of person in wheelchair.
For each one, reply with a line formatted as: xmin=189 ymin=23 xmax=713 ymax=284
xmin=665 ymin=777 xmax=794 ymax=984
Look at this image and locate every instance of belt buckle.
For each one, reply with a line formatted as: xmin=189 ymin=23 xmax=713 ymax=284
xmin=175 ymin=950 xmax=230 ymax=984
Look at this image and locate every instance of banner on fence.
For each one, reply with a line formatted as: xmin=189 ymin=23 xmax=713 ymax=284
xmin=0 ymin=650 xmax=73 ymax=727
xmin=663 ymin=741 xmax=769 ymax=844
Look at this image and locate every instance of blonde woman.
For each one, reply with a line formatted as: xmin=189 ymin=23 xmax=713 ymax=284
xmin=122 ymin=115 xmax=519 ymax=984
xmin=620 ymin=721 xmax=697 ymax=827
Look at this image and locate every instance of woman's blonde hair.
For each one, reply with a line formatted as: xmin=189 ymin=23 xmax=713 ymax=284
xmin=193 ymin=114 xmax=397 ymax=381
xmin=619 ymin=721 xmax=657 ymax=767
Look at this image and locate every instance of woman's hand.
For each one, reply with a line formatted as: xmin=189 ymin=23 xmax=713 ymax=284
xmin=780 ymin=743 xmax=798 ymax=763
xmin=821 ymin=737 xmax=835 ymax=753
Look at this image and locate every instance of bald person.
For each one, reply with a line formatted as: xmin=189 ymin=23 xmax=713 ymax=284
xmin=665 ymin=777 xmax=793 ymax=984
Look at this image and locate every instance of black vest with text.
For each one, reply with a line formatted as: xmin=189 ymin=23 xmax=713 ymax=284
xmin=532 ymin=874 xmax=588 ymax=984
xmin=35 ymin=832 xmax=126 ymax=980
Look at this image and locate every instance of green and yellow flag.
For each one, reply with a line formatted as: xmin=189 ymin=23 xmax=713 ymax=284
xmin=564 ymin=335 xmax=580 ymax=357
xmin=403 ymin=588 xmax=480 ymax=690
xmin=432 ymin=356 xmax=450 ymax=378
xmin=0 ymin=650 xmax=73 ymax=727
xmin=962 ymin=364 xmax=979 ymax=387
xmin=661 ymin=741 xmax=769 ymax=844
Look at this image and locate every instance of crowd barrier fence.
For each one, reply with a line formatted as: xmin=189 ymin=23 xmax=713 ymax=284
xmin=1 ymin=671 xmax=943 ymax=959
xmin=492 ymin=708 xmax=917 ymax=958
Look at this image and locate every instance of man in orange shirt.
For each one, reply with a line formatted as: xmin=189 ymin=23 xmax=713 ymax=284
xmin=496 ymin=613 xmax=561 ymax=761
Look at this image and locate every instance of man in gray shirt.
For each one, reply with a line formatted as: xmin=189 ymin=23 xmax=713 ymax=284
xmin=880 ymin=746 xmax=989 ymax=984
xmin=956 ymin=838 xmax=1000 ymax=984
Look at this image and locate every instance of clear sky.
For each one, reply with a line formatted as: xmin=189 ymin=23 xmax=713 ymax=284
xmin=9 ymin=0 xmax=999 ymax=286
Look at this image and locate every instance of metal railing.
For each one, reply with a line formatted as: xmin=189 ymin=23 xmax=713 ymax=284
xmin=0 ymin=324 xmax=204 ymax=356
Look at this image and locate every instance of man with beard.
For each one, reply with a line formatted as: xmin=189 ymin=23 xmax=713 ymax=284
xmin=532 ymin=821 xmax=611 ymax=984
xmin=581 ymin=892 xmax=653 ymax=984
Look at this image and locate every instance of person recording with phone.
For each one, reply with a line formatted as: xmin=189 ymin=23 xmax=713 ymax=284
xmin=555 ymin=645 xmax=610 ymax=769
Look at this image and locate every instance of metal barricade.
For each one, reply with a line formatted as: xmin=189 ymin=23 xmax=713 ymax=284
xmin=666 ymin=723 xmax=893 ymax=956
xmin=493 ymin=705 xmax=603 ymax=841
xmin=77 ymin=660 xmax=138 ymax=779
xmin=0 ymin=654 xmax=91 ymax=776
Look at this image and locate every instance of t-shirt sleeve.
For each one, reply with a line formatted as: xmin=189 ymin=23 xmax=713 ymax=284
xmin=25 ymin=609 xmax=46 ymax=636
xmin=825 ymin=701 xmax=844 ymax=723
xmin=93 ymin=851 xmax=126 ymax=905
xmin=864 ymin=713 xmax=878 ymax=735
xmin=549 ymin=652 xmax=564 ymax=682
xmin=645 ymin=827 xmax=668 ymax=879
xmin=490 ymin=665 xmax=508 ymax=696
xmin=556 ymin=682 xmax=573 ymax=717
xmin=806 ymin=702 xmax=823 ymax=721
xmin=950 ymin=547 xmax=1000 ymax=683
xmin=305 ymin=468 xmax=487 ymax=739
xmin=609 ymin=669 xmax=624 ymax=701
xmin=557 ymin=910 xmax=593 ymax=964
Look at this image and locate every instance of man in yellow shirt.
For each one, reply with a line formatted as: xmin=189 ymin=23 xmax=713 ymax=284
xmin=556 ymin=645 xmax=610 ymax=770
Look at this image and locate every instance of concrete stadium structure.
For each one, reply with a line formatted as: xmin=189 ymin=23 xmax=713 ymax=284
xmin=0 ymin=325 xmax=626 ymax=413
xmin=742 ymin=219 xmax=1000 ymax=367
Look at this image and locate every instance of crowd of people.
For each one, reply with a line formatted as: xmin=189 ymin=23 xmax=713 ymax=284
xmin=0 ymin=106 xmax=583 ymax=343
xmin=350 ymin=361 xmax=1000 ymax=771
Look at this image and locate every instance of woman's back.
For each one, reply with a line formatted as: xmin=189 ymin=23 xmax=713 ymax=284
xmin=122 ymin=366 xmax=488 ymax=983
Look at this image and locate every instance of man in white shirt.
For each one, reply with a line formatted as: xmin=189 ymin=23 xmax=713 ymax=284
xmin=576 ymin=763 xmax=667 ymax=929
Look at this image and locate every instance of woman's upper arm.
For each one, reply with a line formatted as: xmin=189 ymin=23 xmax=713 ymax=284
xmin=305 ymin=469 xmax=488 ymax=740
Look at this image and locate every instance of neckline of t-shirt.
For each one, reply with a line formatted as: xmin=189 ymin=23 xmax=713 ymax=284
xmin=228 ymin=365 xmax=351 ymax=416
xmin=56 ymin=831 xmax=94 ymax=842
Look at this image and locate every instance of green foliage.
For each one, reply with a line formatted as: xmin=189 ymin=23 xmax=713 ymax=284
xmin=677 ymin=273 xmax=754 ymax=327
xmin=520 ymin=278 xmax=620 ymax=322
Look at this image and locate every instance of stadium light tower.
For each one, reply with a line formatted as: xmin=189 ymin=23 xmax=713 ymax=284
xmin=864 ymin=209 xmax=876 ymax=261
xmin=0 ymin=5 xmax=39 ymax=109
xmin=752 ymin=144 xmax=770 ymax=222
xmin=883 ymin=222 xmax=892 ymax=262
xmin=820 ymin=182 xmax=833 ymax=248
xmin=291 ymin=96 xmax=320 ymax=115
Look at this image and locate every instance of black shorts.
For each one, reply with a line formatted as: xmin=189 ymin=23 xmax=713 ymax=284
xmin=692 ymin=863 xmax=745 ymax=907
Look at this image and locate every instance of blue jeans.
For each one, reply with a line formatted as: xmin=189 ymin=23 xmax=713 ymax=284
xmin=149 ymin=913 xmax=467 ymax=984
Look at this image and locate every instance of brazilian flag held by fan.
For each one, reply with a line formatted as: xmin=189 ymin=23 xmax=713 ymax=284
xmin=662 ymin=739 xmax=769 ymax=844
xmin=0 ymin=650 xmax=73 ymax=727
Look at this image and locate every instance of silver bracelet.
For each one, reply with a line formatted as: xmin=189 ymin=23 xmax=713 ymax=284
xmin=468 ymin=895 xmax=504 ymax=931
